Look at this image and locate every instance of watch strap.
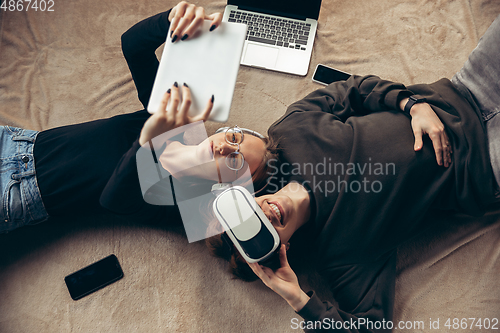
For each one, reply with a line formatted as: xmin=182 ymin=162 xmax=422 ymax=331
xmin=404 ymin=95 xmax=426 ymax=116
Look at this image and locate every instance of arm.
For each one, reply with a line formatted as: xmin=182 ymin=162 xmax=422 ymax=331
xmin=286 ymin=75 xmax=413 ymax=122
xmin=102 ymin=3 xmax=222 ymax=212
xmin=285 ymin=75 xmax=451 ymax=167
xmin=121 ymin=10 xmax=172 ymax=108
xmin=100 ymin=140 xmax=148 ymax=214
xmin=249 ymin=246 xmax=396 ymax=333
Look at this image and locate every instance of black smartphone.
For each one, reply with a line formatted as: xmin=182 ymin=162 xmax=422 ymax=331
xmin=312 ymin=64 xmax=351 ymax=85
xmin=64 ymin=254 xmax=124 ymax=301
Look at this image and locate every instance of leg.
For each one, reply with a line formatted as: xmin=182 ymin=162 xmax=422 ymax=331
xmin=452 ymin=14 xmax=500 ymax=118
xmin=0 ymin=126 xmax=49 ymax=233
xmin=452 ymin=14 xmax=500 ymax=187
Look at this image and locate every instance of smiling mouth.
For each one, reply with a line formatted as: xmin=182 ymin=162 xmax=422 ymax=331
xmin=269 ymin=203 xmax=283 ymax=225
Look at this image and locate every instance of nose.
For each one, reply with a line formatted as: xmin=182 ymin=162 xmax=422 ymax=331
xmin=218 ymin=141 xmax=239 ymax=156
xmin=255 ymin=198 xmax=267 ymax=212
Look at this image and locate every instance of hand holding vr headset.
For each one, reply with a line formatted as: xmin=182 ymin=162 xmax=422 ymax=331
xmin=248 ymin=245 xmax=311 ymax=312
xmin=214 ymin=185 xmax=310 ymax=313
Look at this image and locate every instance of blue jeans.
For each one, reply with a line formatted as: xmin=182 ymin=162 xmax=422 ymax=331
xmin=0 ymin=126 xmax=49 ymax=233
xmin=452 ymin=14 xmax=500 ymax=189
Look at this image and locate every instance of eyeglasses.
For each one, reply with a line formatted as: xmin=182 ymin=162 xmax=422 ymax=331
xmin=224 ymin=126 xmax=245 ymax=171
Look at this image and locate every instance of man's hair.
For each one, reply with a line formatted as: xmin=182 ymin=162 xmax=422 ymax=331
xmin=205 ymin=220 xmax=259 ymax=281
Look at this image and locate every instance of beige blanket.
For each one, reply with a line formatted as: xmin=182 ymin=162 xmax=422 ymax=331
xmin=1 ymin=0 xmax=499 ymax=332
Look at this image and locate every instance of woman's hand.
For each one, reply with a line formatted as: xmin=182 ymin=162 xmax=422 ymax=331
xmin=139 ymin=82 xmax=214 ymax=146
xmin=248 ymin=244 xmax=310 ymax=312
xmin=400 ymin=98 xmax=452 ymax=167
xmin=168 ymin=1 xmax=223 ymax=42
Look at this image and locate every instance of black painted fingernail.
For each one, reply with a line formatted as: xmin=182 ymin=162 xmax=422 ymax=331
xmin=211 ymin=95 xmax=214 ymax=103
xmin=167 ymin=88 xmax=171 ymax=94
xmin=170 ymin=30 xmax=173 ymax=38
xmin=171 ymin=35 xmax=178 ymax=43
xmin=210 ymin=24 xmax=216 ymax=32
xmin=183 ymin=83 xmax=189 ymax=88
xmin=174 ymin=82 xmax=178 ymax=88
xmin=181 ymin=34 xmax=189 ymax=41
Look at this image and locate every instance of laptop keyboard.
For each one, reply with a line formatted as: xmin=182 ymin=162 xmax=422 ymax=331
xmin=228 ymin=10 xmax=310 ymax=51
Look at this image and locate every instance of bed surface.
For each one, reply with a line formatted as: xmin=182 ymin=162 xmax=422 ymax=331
xmin=1 ymin=0 xmax=499 ymax=332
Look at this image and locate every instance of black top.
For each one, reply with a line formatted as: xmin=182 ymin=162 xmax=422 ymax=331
xmin=268 ymin=75 xmax=496 ymax=332
xmin=33 ymin=10 xmax=173 ymax=216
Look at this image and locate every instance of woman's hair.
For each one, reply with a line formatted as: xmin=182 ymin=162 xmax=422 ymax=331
xmin=205 ymin=133 xmax=281 ymax=281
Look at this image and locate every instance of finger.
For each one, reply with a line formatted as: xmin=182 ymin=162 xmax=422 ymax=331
xmin=169 ymin=2 xmax=188 ymax=40
xmin=168 ymin=5 xmax=178 ymax=28
xmin=278 ymin=244 xmax=290 ymax=268
xmin=260 ymin=266 xmax=277 ymax=280
xmin=248 ymin=262 xmax=271 ymax=284
xmin=429 ymin=132 xmax=444 ymax=166
xmin=168 ymin=82 xmax=180 ymax=121
xmin=413 ymin=126 xmax=423 ymax=151
xmin=442 ymin=132 xmax=452 ymax=167
xmin=247 ymin=262 xmax=260 ymax=275
xmin=181 ymin=6 xmax=205 ymax=40
xmin=177 ymin=83 xmax=192 ymax=124
xmin=168 ymin=8 xmax=177 ymax=26
xmin=191 ymin=95 xmax=214 ymax=122
xmin=247 ymin=263 xmax=262 ymax=280
xmin=157 ymin=89 xmax=171 ymax=115
xmin=441 ymin=134 xmax=448 ymax=168
xmin=206 ymin=12 xmax=223 ymax=31
xmin=172 ymin=4 xmax=196 ymax=42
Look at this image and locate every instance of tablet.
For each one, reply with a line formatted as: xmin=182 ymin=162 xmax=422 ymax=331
xmin=147 ymin=20 xmax=247 ymax=123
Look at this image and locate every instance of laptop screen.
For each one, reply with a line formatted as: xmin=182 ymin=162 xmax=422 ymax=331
xmin=228 ymin=0 xmax=322 ymax=20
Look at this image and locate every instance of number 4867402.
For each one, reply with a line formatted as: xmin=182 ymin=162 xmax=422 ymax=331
xmin=1 ymin=0 xmax=55 ymax=11
xmin=444 ymin=318 xmax=499 ymax=330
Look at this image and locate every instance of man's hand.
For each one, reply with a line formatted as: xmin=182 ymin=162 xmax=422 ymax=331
xmin=400 ymin=98 xmax=452 ymax=167
xmin=139 ymin=82 xmax=213 ymax=146
xmin=248 ymin=244 xmax=310 ymax=312
xmin=168 ymin=1 xmax=223 ymax=42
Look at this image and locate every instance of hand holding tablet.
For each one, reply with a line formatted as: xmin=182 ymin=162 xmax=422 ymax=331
xmin=148 ymin=20 xmax=247 ymax=123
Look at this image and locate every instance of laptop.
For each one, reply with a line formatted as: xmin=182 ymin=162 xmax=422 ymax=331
xmin=223 ymin=0 xmax=322 ymax=76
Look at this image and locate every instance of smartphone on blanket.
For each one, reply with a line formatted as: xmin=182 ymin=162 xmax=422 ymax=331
xmin=312 ymin=64 xmax=351 ymax=85
xmin=64 ymin=254 xmax=124 ymax=300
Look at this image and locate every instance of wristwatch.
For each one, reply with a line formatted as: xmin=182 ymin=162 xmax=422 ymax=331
xmin=403 ymin=95 xmax=426 ymax=116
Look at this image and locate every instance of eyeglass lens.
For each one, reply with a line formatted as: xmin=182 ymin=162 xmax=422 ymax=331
xmin=226 ymin=153 xmax=244 ymax=170
xmin=225 ymin=127 xmax=244 ymax=145
xmin=225 ymin=127 xmax=245 ymax=170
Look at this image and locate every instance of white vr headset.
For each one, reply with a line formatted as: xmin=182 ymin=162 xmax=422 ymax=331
xmin=213 ymin=186 xmax=280 ymax=263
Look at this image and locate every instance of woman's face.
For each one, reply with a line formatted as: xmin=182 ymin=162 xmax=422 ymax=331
xmin=164 ymin=130 xmax=267 ymax=182
xmin=254 ymin=182 xmax=311 ymax=245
